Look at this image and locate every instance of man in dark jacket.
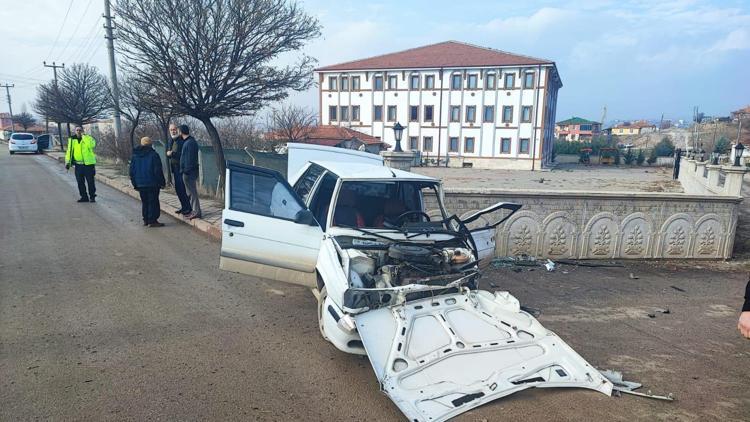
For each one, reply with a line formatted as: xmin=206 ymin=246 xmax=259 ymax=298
xmin=166 ymin=123 xmax=191 ymax=215
xmin=739 ymin=279 xmax=750 ymax=339
xmin=179 ymin=125 xmax=201 ymax=219
xmin=130 ymin=137 xmax=166 ymax=227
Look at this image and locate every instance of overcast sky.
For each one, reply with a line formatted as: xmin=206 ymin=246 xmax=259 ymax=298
xmin=1 ymin=0 xmax=748 ymax=124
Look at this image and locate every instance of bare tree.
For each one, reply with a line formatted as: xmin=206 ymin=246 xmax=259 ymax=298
xmin=34 ymin=63 xmax=112 ymax=127
xmin=114 ymin=0 xmax=320 ymax=189
xmin=117 ymin=75 xmax=152 ymax=148
xmin=12 ymin=112 xmax=37 ymax=130
xmin=267 ymin=104 xmax=317 ymax=143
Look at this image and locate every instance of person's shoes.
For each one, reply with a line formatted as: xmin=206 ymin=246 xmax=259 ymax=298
xmin=180 ymin=209 xmax=193 ymax=215
xmin=143 ymin=221 xmax=149 ymax=226
xmin=77 ymin=197 xmax=89 ymax=203
xmin=187 ymin=213 xmax=201 ymax=220
xmin=89 ymin=197 xmax=96 ymax=203
xmin=149 ymin=222 xmax=165 ymax=228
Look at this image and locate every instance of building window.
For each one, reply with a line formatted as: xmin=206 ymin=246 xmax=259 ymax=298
xmin=580 ymin=124 xmax=592 ymax=131
xmin=465 ymin=106 xmax=476 ymax=123
xmin=467 ymin=74 xmax=478 ymax=89
xmin=352 ymin=105 xmax=360 ymax=121
xmin=451 ymin=74 xmax=462 ymax=90
xmin=464 ymin=137 xmax=475 ymax=153
xmin=352 ymin=76 xmax=360 ymax=91
xmin=341 ymin=76 xmax=349 ymax=91
xmin=524 ymin=72 xmax=535 ymax=89
xmin=409 ymin=136 xmax=419 ymax=150
xmin=410 ymin=74 xmax=420 ymax=90
xmin=388 ymin=75 xmax=397 ymax=90
xmin=329 ymin=76 xmax=338 ymax=91
xmin=409 ymin=105 xmax=419 ymax=122
xmin=483 ymin=106 xmax=494 ymax=123
xmin=373 ymin=105 xmax=382 ymax=121
xmin=424 ymin=75 xmax=435 ymax=89
xmin=500 ymin=137 xmax=511 ymax=153
xmin=519 ymin=138 xmax=530 ymax=154
xmin=340 ymin=106 xmax=349 ymax=121
xmin=485 ymin=73 xmax=496 ymax=89
xmin=423 ymin=136 xmax=433 ymax=152
xmin=504 ymin=73 xmax=515 ymax=89
xmin=450 ymin=106 xmax=460 ymax=122
xmin=387 ymin=105 xmax=397 ymax=122
xmin=424 ymin=105 xmax=434 ymax=122
xmin=329 ymin=105 xmax=337 ymax=121
xmin=448 ymin=137 xmax=459 ymax=152
xmin=521 ymin=106 xmax=532 ymax=122
xmin=502 ymin=106 xmax=513 ymax=123
xmin=374 ymin=75 xmax=383 ymax=90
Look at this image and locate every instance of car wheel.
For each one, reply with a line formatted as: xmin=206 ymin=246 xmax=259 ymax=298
xmin=317 ymin=285 xmax=329 ymax=341
xmin=9 ymin=151 xmax=14 ymax=155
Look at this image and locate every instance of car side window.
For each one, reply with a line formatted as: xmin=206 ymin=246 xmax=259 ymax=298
xmin=309 ymin=173 xmax=338 ymax=230
xmin=293 ymin=164 xmax=325 ymax=205
xmin=230 ymin=169 xmax=305 ymax=221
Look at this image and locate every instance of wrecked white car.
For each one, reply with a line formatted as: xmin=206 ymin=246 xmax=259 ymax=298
xmin=220 ymin=144 xmax=612 ymax=421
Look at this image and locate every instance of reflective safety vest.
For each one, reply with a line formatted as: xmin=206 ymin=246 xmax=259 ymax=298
xmin=65 ymin=134 xmax=97 ymax=165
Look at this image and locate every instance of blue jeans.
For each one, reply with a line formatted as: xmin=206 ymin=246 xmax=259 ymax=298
xmin=171 ymin=165 xmax=191 ymax=212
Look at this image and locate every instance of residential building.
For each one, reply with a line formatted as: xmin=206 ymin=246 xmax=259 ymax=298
xmin=731 ymin=105 xmax=750 ymax=121
xmin=611 ymin=121 xmax=657 ymax=136
xmin=264 ymin=125 xmax=387 ymax=154
xmin=315 ymin=41 xmax=562 ymax=170
xmin=554 ymin=117 xmax=601 ymax=141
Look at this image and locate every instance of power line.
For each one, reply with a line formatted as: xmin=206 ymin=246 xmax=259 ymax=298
xmin=71 ymin=27 xmax=104 ymax=64
xmin=56 ymin=0 xmax=97 ymax=60
xmin=45 ymin=0 xmax=76 ymax=61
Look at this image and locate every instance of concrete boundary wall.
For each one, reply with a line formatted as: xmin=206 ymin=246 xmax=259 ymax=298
xmin=425 ymin=189 xmax=742 ymax=259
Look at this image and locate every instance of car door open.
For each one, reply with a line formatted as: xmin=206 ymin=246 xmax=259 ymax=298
xmin=220 ymin=161 xmax=323 ymax=288
xmin=461 ymin=202 xmax=521 ymax=261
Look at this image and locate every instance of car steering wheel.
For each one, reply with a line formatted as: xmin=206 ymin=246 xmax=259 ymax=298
xmin=394 ymin=210 xmax=431 ymax=225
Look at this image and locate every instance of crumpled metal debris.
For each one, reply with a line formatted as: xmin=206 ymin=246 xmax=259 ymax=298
xmin=545 ymin=259 xmax=556 ymax=272
xmin=599 ymin=369 xmax=675 ymax=401
xmin=491 ymin=255 xmax=539 ymax=269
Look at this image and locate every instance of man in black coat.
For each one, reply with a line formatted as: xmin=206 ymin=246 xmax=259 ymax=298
xmin=166 ymin=123 xmax=192 ymax=215
xmin=130 ymin=137 xmax=166 ymax=227
xmin=179 ymin=125 xmax=201 ymax=219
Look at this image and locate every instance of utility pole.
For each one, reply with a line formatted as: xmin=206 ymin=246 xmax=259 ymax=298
xmin=103 ymin=0 xmax=122 ymax=145
xmin=0 ymin=83 xmax=15 ymax=132
xmin=43 ymin=61 xmax=65 ymax=151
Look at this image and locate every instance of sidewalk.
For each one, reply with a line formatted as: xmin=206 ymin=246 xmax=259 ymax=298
xmin=43 ymin=150 xmax=223 ymax=240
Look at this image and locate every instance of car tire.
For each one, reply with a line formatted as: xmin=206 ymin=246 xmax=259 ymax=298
xmin=9 ymin=151 xmax=14 ymax=155
xmin=317 ymin=285 xmax=329 ymax=341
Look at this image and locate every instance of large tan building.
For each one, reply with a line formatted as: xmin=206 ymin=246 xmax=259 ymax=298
xmin=315 ymin=41 xmax=562 ymax=170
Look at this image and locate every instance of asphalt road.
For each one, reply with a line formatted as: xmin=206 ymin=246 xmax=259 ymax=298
xmin=2 ymin=149 xmax=749 ymax=421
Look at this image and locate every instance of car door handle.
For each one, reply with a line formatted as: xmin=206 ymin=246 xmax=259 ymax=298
xmin=224 ymin=219 xmax=245 ymax=227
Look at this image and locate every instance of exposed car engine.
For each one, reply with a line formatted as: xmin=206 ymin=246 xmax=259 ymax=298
xmin=345 ymin=241 xmax=475 ymax=289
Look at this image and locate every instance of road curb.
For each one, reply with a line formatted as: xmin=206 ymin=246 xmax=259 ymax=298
xmin=42 ymin=153 xmax=221 ymax=241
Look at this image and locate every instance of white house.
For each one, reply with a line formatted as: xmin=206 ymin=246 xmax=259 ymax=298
xmin=315 ymin=41 xmax=562 ymax=170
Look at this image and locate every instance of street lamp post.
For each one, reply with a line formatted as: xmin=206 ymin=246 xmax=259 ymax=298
xmin=734 ymin=142 xmax=745 ymax=167
xmin=392 ymin=122 xmax=404 ymax=153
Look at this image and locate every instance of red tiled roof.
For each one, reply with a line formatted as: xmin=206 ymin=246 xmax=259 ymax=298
xmin=266 ymin=125 xmax=386 ymax=146
xmin=316 ymin=41 xmax=552 ymax=71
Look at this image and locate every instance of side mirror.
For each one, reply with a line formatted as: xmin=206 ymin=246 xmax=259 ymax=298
xmin=294 ymin=209 xmax=317 ymax=226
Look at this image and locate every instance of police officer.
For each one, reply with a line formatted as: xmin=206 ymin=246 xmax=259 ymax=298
xmin=65 ymin=126 xmax=97 ymax=203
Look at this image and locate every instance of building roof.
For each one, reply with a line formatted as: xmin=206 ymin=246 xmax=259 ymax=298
xmin=267 ymin=125 xmax=386 ymax=146
xmin=312 ymin=160 xmax=437 ymax=181
xmin=613 ymin=121 xmax=656 ymax=129
xmin=316 ymin=41 xmax=553 ymax=72
xmin=556 ymin=117 xmax=599 ymax=126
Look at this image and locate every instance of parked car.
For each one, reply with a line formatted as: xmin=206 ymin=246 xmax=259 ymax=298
xmin=219 ymin=144 xmax=613 ymax=421
xmin=8 ymin=132 xmax=38 ymax=154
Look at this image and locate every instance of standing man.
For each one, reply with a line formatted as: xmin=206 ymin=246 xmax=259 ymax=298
xmin=65 ymin=126 xmax=97 ymax=203
xmin=166 ymin=123 xmax=191 ymax=215
xmin=129 ymin=137 xmax=166 ymax=227
xmin=738 ymin=279 xmax=750 ymax=339
xmin=179 ymin=125 xmax=202 ymax=219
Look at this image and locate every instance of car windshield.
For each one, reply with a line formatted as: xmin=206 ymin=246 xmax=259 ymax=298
xmin=12 ymin=134 xmax=33 ymax=140
xmin=332 ymin=181 xmax=441 ymax=229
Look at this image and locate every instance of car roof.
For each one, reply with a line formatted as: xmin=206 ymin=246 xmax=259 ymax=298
xmin=311 ymin=160 xmax=438 ymax=182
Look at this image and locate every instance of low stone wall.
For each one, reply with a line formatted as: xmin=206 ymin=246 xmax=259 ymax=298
xmin=425 ymin=189 xmax=741 ymax=259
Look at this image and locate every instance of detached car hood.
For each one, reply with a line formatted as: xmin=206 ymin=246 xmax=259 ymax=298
xmin=355 ymin=290 xmax=612 ymax=422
